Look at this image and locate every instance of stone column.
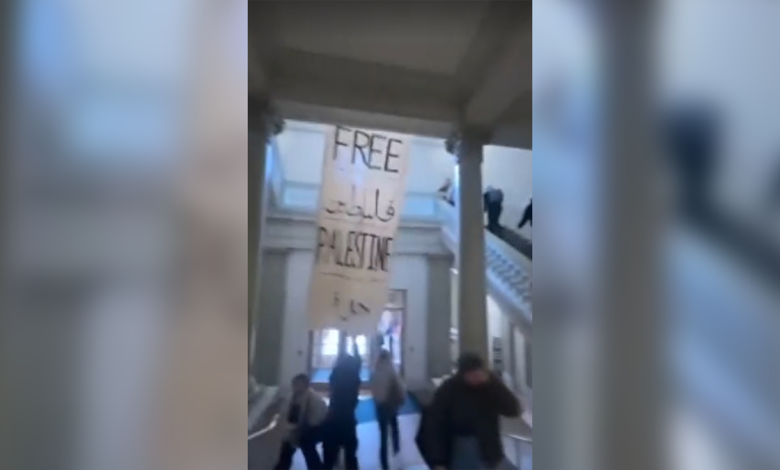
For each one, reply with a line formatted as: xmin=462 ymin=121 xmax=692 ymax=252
xmin=248 ymin=98 xmax=283 ymax=370
xmin=446 ymin=130 xmax=489 ymax=362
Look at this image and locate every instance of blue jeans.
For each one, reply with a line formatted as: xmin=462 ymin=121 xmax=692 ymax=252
xmin=450 ymin=437 xmax=515 ymax=470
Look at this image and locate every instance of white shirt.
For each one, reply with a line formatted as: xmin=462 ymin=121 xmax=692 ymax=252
xmin=370 ymin=362 xmax=403 ymax=404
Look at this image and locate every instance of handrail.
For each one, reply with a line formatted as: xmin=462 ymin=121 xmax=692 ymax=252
xmin=439 ymin=199 xmax=532 ymax=319
xmin=437 ymin=198 xmax=532 ymax=263
xmin=503 ymin=432 xmax=533 ymax=444
xmin=248 ymin=413 xmax=280 ymax=441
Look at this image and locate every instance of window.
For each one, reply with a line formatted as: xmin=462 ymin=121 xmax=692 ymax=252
xmin=321 ymin=329 xmax=339 ymax=357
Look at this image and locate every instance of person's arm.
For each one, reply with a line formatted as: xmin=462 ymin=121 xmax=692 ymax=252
xmin=426 ymin=382 xmax=452 ymax=468
xmin=489 ymin=374 xmax=521 ymax=418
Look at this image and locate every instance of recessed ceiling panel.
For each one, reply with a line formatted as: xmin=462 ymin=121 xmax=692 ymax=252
xmin=271 ymin=2 xmax=490 ymax=77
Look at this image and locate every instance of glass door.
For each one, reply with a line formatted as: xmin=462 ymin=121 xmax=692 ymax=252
xmin=309 ymin=328 xmax=342 ymax=384
xmin=372 ymin=290 xmax=405 ymax=375
xmin=346 ymin=334 xmax=370 ymax=382
xmin=308 ymin=290 xmax=407 ymax=383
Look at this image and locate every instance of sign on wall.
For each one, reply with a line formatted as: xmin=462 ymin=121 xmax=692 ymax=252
xmin=492 ymin=337 xmax=503 ymax=372
xmin=307 ymin=125 xmax=411 ymax=335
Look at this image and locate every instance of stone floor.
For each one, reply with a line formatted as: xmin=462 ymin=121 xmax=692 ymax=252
xmin=289 ymin=414 xmax=424 ymax=470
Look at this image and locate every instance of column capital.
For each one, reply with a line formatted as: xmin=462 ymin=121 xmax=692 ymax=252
xmin=249 ymin=97 xmax=285 ymax=140
xmin=445 ymin=128 xmax=491 ymax=161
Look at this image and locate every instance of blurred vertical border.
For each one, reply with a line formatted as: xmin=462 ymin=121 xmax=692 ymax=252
xmin=533 ymin=1 xmax=780 ymax=470
xmin=1 ymin=1 xmax=248 ymax=470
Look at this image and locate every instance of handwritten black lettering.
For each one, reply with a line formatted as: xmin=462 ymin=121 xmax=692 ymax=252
xmin=334 ymin=126 xmax=351 ymax=160
xmin=324 ymin=200 xmax=346 ymax=215
xmin=350 ymin=301 xmax=371 ymax=316
xmin=316 ymin=226 xmax=330 ymax=262
xmin=332 ymin=127 xmax=402 ymax=174
xmin=352 ymin=130 xmax=374 ymax=168
xmin=322 ymin=186 xmax=397 ymax=222
xmin=374 ymin=189 xmax=395 ymax=222
xmin=369 ymin=133 xmax=387 ymax=171
xmin=331 ymin=296 xmax=371 ymax=320
xmin=384 ymin=138 xmax=402 ymax=173
xmin=345 ymin=185 xmax=367 ymax=218
xmin=315 ymin=226 xmax=393 ymax=272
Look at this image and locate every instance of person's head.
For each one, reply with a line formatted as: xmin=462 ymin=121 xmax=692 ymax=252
xmin=291 ymin=373 xmax=310 ymax=395
xmin=456 ymin=352 xmax=489 ymax=387
xmin=377 ymin=349 xmax=391 ymax=366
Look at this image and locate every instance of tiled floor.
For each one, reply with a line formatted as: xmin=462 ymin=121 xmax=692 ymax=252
xmin=249 ymin=397 xmax=532 ymax=470
xmin=286 ymin=414 xmax=425 ymax=470
xmin=272 ymin=415 xmax=531 ymax=470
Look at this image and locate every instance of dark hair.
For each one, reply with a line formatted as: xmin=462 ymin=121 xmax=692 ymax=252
xmin=292 ymin=373 xmax=310 ymax=386
xmin=456 ymin=352 xmax=484 ymax=374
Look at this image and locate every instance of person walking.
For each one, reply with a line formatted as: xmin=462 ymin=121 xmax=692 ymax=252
xmin=517 ymin=198 xmax=532 ymax=230
xmin=437 ymin=178 xmax=455 ymax=205
xmin=483 ymin=186 xmax=505 ymax=233
xmin=425 ymin=353 xmax=521 ymax=470
xmin=322 ymin=353 xmax=362 ymax=470
xmin=370 ymin=350 xmax=406 ymax=470
xmin=273 ymin=374 xmax=328 ymax=470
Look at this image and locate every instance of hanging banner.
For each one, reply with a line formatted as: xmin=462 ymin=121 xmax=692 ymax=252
xmin=307 ymin=125 xmax=411 ymax=335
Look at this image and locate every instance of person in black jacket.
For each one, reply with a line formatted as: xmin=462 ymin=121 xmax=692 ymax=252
xmin=322 ymin=353 xmax=362 ymax=470
xmin=426 ymin=353 xmax=521 ymax=470
xmin=483 ymin=187 xmax=505 ymax=233
xmin=517 ymin=198 xmax=533 ymax=230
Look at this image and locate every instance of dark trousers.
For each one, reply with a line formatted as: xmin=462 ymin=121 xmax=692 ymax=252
xmin=376 ymin=403 xmax=400 ymax=470
xmin=518 ymin=205 xmax=532 ymax=229
xmin=322 ymin=418 xmax=359 ymax=470
xmin=487 ymin=202 xmax=503 ymax=232
xmin=273 ymin=429 xmax=323 ymax=470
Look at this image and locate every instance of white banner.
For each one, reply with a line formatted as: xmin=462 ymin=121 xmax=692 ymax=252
xmin=307 ymin=125 xmax=411 ymax=335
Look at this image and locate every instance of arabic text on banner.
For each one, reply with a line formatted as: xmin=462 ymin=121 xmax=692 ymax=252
xmin=307 ymin=125 xmax=411 ymax=335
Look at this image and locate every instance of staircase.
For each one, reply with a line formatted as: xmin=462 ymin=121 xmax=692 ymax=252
xmin=438 ymin=200 xmax=532 ymax=329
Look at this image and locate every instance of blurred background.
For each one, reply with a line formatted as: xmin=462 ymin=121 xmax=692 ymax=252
xmin=534 ymin=1 xmax=780 ymax=470
xmin=3 ymin=1 xmax=247 ymax=470
xmin=0 ymin=0 xmax=778 ymax=470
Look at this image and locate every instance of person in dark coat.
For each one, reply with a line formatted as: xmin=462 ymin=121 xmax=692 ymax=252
xmin=322 ymin=353 xmax=362 ymax=470
xmin=517 ymin=198 xmax=533 ymax=230
xmin=425 ymin=353 xmax=521 ymax=470
xmin=483 ymin=186 xmax=505 ymax=233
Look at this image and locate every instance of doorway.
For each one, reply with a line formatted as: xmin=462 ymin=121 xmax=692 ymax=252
xmin=375 ymin=306 xmax=404 ymax=374
xmin=309 ymin=329 xmax=370 ymax=384
xmin=307 ymin=289 xmax=406 ymax=385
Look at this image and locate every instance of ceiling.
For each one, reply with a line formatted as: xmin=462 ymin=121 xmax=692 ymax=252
xmin=249 ymin=1 xmax=532 ymax=149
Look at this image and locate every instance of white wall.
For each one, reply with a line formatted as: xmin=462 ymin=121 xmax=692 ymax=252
xmin=276 ymin=121 xmax=533 ymax=226
xmin=280 ymin=250 xmax=431 ymax=385
xmin=659 ymin=0 xmax=780 ymax=236
xmin=483 ymin=145 xmax=533 ymax=233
